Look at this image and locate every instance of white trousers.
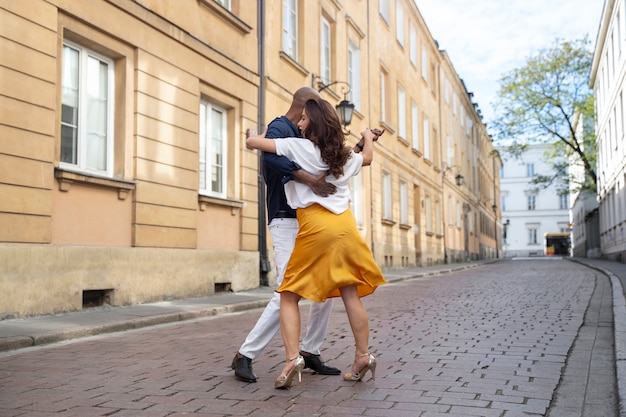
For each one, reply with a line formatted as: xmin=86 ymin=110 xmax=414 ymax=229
xmin=239 ymin=217 xmax=334 ymax=359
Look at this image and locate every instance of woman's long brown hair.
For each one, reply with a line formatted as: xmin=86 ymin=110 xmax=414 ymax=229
xmin=301 ymin=99 xmax=351 ymax=178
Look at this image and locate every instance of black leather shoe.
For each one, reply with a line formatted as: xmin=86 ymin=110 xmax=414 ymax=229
xmin=300 ymin=351 xmax=341 ymax=375
xmin=231 ymin=353 xmax=257 ymax=382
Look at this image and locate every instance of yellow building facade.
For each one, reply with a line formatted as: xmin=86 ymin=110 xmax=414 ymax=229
xmin=0 ymin=0 xmax=500 ymax=318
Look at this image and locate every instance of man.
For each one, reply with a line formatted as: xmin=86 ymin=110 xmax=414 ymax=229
xmin=232 ymin=86 xmax=341 ymax=382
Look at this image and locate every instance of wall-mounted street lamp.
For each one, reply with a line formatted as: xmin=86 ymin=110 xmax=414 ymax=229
xmin=311 ymin=74 xmax=355 ymax=130
xmin=443 ymin=165 xmax=464 ymax=187
xmin=441 ymin=165 xmax=464 ymax=264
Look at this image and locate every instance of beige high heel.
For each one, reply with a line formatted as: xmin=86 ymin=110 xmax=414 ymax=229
xmin=274 ymin=355 xmax=304 ymax=389
xmin=342 ymin=353 xmax=377 ymax=381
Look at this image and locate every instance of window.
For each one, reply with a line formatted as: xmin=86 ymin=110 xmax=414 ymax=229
xmin=559 ymin=194 xmax=569 ymax=210
xmin=425 ymin=195 xmax=432 ymax=233
xmin=411 ymin=101 xmax=419 ymax=150
xmin=423 ymin=115 xmax=430 ymax=159
xmin=348 ymin=41 xmax=361 ymax=111
xmin=453 ymin=93 xmax=457 ymax=115
xmin=400 ymin=180 xmax=408 ymax=225
xmin=435 ymin=199 xmax=441 ymax=234
xmin=526 ymin=163 xmax=535 ymax=176
xmin=379 ymin=0 xmax=389 ymax=23
xmin=527 ymin=194 xmax=536 ymax=210
xmin=214 ymin=0 xmax=231 ymax=9
xmin=320 ymin=16 xmax=331 ymax=85
xmin=501 ymin=195 xmax=507 ymax=211
xmin=350 ymin=172 xmax=363 ymax=226
xmin=397 ymin=85 xmax=406 ymax=138
xmin=383 ymin=171 xmax=392 ymax=220
xmin=283 ymin=0 xmax=298 ymax=60
xmin=421 ymin=46 xmax=428 ymax=81
xmin=446 ymin=135 xmax=453 ymax=164
xmin=380 ymin=69 xmax=388 ymax=123
xmin=528 ymin=228 xmax=538 ymax=245
xmin=409 ymin=24 xmax=417 ymax=66
xmin=199 ymin=100 xmax=227 ymax=197
xmin=60 ymin=41 xmax=114 ymax=175
xmin=396 ymin=2 xmax=404 ymax=46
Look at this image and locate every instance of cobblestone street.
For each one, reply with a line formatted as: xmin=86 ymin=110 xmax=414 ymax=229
xmin=0 ymin=259 xmax=619 ymax=417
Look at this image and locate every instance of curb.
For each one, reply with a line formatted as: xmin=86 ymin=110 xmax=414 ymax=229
xmin=0 ymin=299 xmax=270 ymax=353
xmin=569 ymin=259 xmax=626 ymax=417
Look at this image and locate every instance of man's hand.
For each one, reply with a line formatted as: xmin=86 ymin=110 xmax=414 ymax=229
xmin=354 ymin=128 xmax=385 ymax=152
xmin=293 ymin=170 xmax=337 ymax=197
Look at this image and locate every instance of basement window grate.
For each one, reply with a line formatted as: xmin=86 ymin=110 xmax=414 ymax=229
xmin=82 ymin=289 xmax=113 ymax=309
xmin=215 ymin=283 xmax=231 ymax=293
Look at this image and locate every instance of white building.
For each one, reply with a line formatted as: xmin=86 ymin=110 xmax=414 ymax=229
xmin=499 ymin=144 xmax=571 ymax=257
xmin=590 ymin=0 xmax=626 ymax=263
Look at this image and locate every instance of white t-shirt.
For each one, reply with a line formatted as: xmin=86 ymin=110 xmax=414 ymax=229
xmin=274 ymin=137 xmax=362 ymax=214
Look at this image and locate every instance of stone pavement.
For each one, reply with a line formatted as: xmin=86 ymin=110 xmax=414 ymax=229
xmin=0 ymin=258 xmax=624 ymax=417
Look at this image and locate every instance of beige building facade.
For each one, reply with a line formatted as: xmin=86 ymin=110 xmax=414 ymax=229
xmin=0 ymin=0 xmax=500 ymax=319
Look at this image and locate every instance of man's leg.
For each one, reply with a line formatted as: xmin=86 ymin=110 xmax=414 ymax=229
xmin=299 ymin=299 xmax=341 ymax=375
xmin=232 ymin=218 xmax=298 ymax=382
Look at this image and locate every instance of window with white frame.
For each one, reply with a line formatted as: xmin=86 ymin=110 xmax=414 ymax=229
xmin=320 ymin=16 xmax=331 ymax=85
xmin=559 ymin=194 xmax=569 ymax=210
xmin=425 ymin=195 xmax=432 ymax=233
xmin=527 ymin=194 xmax=536 ymax=210
xmin=397 ymin=85 xmax=406 ymax=138
xmin=199 ymin=100 xmax=227 ymax=197
xmin=526 ymin=163 xmax=535 ymax=176
xmin=379 ymin=0 xmax=389 ymax=23
xmin=423 ymin=115 xmax=430 ymax=159
xmin=528 ymin=227 xmax=538 ymax=244
xmin=383 ymin=171 xmax=392 ymax=220
xmin=348 ymin=41 xmax=361 ymax=111
xmin=409 ymin=24 xmax=417 ymax=66
xmin=61 ymin=41 xmax=114 ymax=176
xmin=214 ymin=0 xmax=231 ymax=10
xmin=400 ymin=180 xmax=408 ymax=225
xmin=453 ymin=93 xmax=457 ymax=115
xmin=446 ymin=135 xmax=453 ymax=165
xmin=501 ymin=194 xmax=507 ymax=211
xmin=421 ymin=46 xmax=428 ymax=82
xmin=350 ymin=172 xmax=363 ymax=226
xmin=411 ymin=100 xmax=419 ymax=150
xmin=283 ymin=0 xmax=298 ymax=60
xmin=435 ymin=199 xmax=441 ymax=234
xmin=380 ymin=69 xmax=388 ymax=123
xmin=396 ymin=2 xmax=404 ymax=46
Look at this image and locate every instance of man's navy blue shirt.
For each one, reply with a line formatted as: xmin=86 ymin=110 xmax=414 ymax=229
xmin=262 ymin=116 xmax=302 ymax=223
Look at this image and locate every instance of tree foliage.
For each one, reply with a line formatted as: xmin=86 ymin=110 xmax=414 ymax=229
xmin=492 ymin=37 xmax=596 ymax=194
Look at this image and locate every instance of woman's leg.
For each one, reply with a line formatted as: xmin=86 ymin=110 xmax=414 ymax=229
xmin=278 ymin=291 xmax=302 ymax=376
xmin=339 ymin=285 xmax=369 ymax=356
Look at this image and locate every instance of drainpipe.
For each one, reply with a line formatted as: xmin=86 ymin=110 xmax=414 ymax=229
xmin=257 ymin=0 xmax=270 ymax=285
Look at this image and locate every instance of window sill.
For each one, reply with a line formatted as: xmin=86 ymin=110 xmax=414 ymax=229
xmin=279 ymin=51 xmax=308 ymax=76
xmin=197 ymin=0 xmax=252 ymax=34
xmin=381 ymin=218 xmax=396 ymax=226
xmin=198 ymin=194 xmax=245 ymax=214
xmin=399 ymin=223 xmax=411 ymax=230
xmin=54 ymin=168 xmax=136 ymax=200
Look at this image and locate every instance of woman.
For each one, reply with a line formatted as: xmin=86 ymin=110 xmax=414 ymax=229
xmin=246 ymin=98 xmax=386 ymax=389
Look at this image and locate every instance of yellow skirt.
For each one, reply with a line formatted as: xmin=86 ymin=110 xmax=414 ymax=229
xmin=277 ymin=203 xmax=386 ymax=302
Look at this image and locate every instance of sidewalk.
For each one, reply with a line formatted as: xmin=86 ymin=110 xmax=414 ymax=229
xmin=0 ymin=260 xmax=494 ymax=354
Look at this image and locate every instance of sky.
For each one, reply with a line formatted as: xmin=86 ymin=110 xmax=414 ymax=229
xmin=415 ymin=0 xmax=604 ymax=128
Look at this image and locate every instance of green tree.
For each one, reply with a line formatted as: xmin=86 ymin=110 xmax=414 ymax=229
xmin=492 ymin=37 xmax=596 ymax=194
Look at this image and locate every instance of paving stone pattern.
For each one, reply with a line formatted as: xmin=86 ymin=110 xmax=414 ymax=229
xmin=0 ymin=260 xmax=617 ymax=416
